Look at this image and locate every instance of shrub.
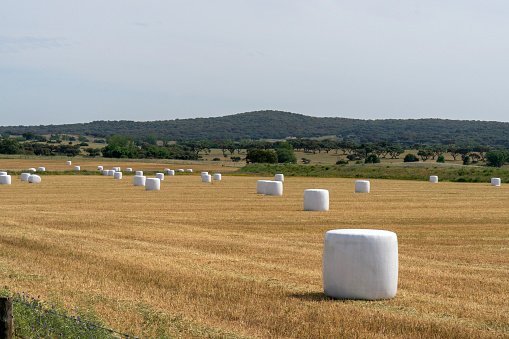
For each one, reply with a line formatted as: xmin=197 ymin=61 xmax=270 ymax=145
xmin=245 ymin=149 xmax=278 ymax=164
xmin=276 ymin=148 xmax=297 ymax=164
xmin=301 ymin=158 xmax=311 ymax=164
xmin=365 ymin=154 xmax=380 ymax=164
xmin=336 ymin=159 xmax=349 ymax=165
xmin=486 ymin=151 xmax=506 ymax=167
xmin=437 ymin=155 xmax=445 ymax=163
xmin=212 ymin=157 xmax=221 ymax=161
xmin=404 ymin=153 xmax=419 ymax=162
xmin=231 ymin=156 xmax=241 ymax=162
xmin=463 ymin=155 xmax=471 ymax=165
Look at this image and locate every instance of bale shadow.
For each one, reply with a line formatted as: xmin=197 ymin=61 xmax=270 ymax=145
xmin=288 ymin=291 xmax=334 ymax=302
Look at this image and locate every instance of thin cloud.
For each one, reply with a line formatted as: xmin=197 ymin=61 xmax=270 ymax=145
xmin=0 ymin=35 xmax=69 ymax=53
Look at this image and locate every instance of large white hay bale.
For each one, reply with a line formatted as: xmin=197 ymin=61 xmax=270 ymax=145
xmin=213 ymin=173 xmax=221 ymax=181
xmin=491 ymin=178 xmax=501 ymax=186
xmin=164 ymin=168 xmax=170 ymax=173
xmin=303 ymin=189 xmax=329 ymax=211
xmin=102 ymin=170 xmax=109 ymax=176
xmin=21 ymin=173 xmax=30 ymax=181
xmin=323 ymin=229 xmax=398 ymax=300
xmin=28 ymin=168 xmax=36 ymax=172
xmin=135 ymin=171 xmax=143 ymax=176
xmin=0 ymin=175 xmax=11 ymax=185
xmin=113 ymin=172 xmax=122 ymax=179
xmin=38 ymin=167 xmax=45 ymax=172
xmin=113 ymin=167 xmax=121 ymax=172
xmin=145 ymin=178 xmax=160 ymax=190
xmin=156 ymin=173 xmax=164 ymax=180
xmin=202 ymin=174 xmax=211 ymax=183
xmin=201 ymin=172 xmax=208 ymax=177
xmin=126 ymin=168 xmax=132 ymax=172
xmin=177 ymin=169 xmax=184 ymax=173
xmin=355 ymin=180 xmax=370 ymax=193
xmin=74 ymin=166 xmax=80 ymax=171
xmin=265 ymin=181 xmax=283 ymax=196
xmin=28 ymin=175 xmax=41 ymax=183
xmin=430 ymin=175 xmax=438 ymax=183
xmin=133 ymin=175 xmax=146 ymax=186
xmin=168 ymin=170 xmax=175 ymax=176
xmin=98 ymin=166 xmax=103 ymax=171
xmin=275 ymin=174 xmax=284 ymax=182
xmin=66 ymin=161 xmax=72 ymax=165
xmin=0 ymin=171 xmax=7 ymax=176
xmin=186 ymin=169 xmax=193 ymax=173
xmin=107 ymin=170 xmax=115 ymax=176
xmin=257 ymin=180 xmax=271 ymax=194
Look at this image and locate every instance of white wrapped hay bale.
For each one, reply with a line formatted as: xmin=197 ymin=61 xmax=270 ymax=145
xmin=168 ymin=170 xmax=175 ymax=176
xmin=113 ymin=167 xmax=121 ymax=172
xmin=275 ymin=174 xmax=284 ymax=182
xmin=74 ymin=166 xmax=80 ymax=171
xmin=66 ymin=161 xmax=72 ymax=165
xmin=323 ymin=229 xmax=398 ymax=300
xmin=156 ymin=173 xmax=164 ymax=180
xmin=98 ymin=166 xmax=103 ymax=171
xmin=21 ymin=173 xmax=30 ymax=181
xmin=257 ymin=180 xmax=271 ymax=194
xmin=107 ymin=170 xmax=115 ymax=176
xmin=113 ymin=172 xmax=122 ymax=179
xmin=135 ymin=171 xmax=143 ymax=176
xmin=430 ymin=175 xmax=438 ymax=183
xmin=102 ymin=170 xmax=109 ymax=176
xmin=201 ymin=171 xmax=208 ymax=176
xmin=28 ymin=168 xmax=36 ymax=172
xmin=126 ymin=168 xmax=132 ymax=172
xmin=303 ymin=189 xmax=329 ymax=211
xmin=491 ymin=178 xmax=501 ymax=186
xmin=177 ymin=169 xmax=184 ymax=173
xmin=0 ymin=172 xmax=6 ymax=176
xmin=355 ymin=180 xmax=370 ymax=193
xmin=0 ymin=175 xmax=11 ymax=185
xmin=145 ymin=178 xmax=160 ymax=190
xmin=213 ymin=173 xmax=221 ymax=181
xmin=264 ymin=181 xmax=283 ymax=196
xmin=28 ymin=175 xmax=41 ymax=183
xmin=186 ymin=169 xmax=193 ymax=173
xmin=164 ymin=168 xmax=170 ymax=173
xmin=133 ymin=175 xmax=146 ymax=186
xmin=38 ymin=167 xmax=45 ymax=172
xmin=202 ymin=174 xmax=211 ymax=183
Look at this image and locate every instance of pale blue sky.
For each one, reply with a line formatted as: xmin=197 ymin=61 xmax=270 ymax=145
xmin=1 ymin=1 xmax=509 ymax=126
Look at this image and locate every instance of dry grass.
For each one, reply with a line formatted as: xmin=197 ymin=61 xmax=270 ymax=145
xmin=0 ymin=161 xmax=507 ymax=338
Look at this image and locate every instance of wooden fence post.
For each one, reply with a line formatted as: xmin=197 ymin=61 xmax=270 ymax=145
xmin=0 ymin=297 xmax=13 ymax=339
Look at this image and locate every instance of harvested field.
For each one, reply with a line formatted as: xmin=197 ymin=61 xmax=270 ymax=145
xmin=0 ymin=167 xmax=508 ymax=338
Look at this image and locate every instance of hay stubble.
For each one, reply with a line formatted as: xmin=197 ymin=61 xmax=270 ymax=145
xmin=0 ymin=174 xmax=507 ymax=338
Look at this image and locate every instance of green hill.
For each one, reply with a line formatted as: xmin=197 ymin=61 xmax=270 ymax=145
xmin=1 ymin=110 xmax=509 ymax=147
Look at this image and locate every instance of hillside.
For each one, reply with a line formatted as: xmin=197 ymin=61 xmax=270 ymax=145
xmin=1 ymin=110 xmax=509 ymax=146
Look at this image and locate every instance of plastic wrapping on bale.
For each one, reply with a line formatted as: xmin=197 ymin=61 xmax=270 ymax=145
xmin=113 ymin=167 xmax=121 ymax=172
xmin=126 ymin=168 xmax=132 ymax=172
xmin=21 ymin=173 xmax=30 ymax=181
xmin=430 ymin=176 xmax=438 ymax=183
xmin=0 ymin=175 xmax=11 ymax=185
xmin=156 ymin=173 xmax=164 ymax=180
xmin=98 ymin=166 xmax=103 ymax=171
xmin=38 ymin=167 xmax=45 ymax=172
xmin=146 ymin=178 xmax=160 ymax=190
xmin=355 ymin=180 xmax=370 ymax=193
xmin=303 ymin=189 xmax=329 ymax=211
xmin=28 ymin=175 xmax=41 ymax=183
xmin=103 ymin=170 xmax=109 ymax=176
xmin=74 ymin=166 xmax=80 ymax=171
xmin=0 ymin=172 xmax=6 ymax=176
xmin=135 ymin=171 xmax=143 ymax=176
xmin=186 ymin=169 xmax=193 ymax=173
xmin=28 ymin=168 xmax=36 ymax=172
xmin=322 ymin=229 xmax=398 ymax=300
xmin=275 ymin=174 xmax=284 ymax=182
xmin=257 ymin=180 xmax=271 ymax=194
xmin=213 ymin=173 xmax=221 ymax=181
xmin=491 ymin=178 xmax=501 ymax=186
xmin=178 ymin=169 xmax=184 ymax=173
xmin=202 ymin=174 xmax=211 ymax=183
xmin=201 ymin=172 xmax=208 ymax=177
xmin=264 ymin=181 xmax=283 ymax=196
xmin=66 ymin=161 xmax=72 ymax=165
xmin=107 ymin=170 xmax=115 ymax=176
xmin=168 ymin=170 xmax=175 ymax=176
xmin=114 ymin=172 xmax=122 ymax=179
xmin=133 ymin=175 xmax=146 ymax=186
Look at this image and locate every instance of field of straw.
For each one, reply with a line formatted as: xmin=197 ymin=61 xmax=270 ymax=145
xmin=0 ymin=160 xmax=508 ymax=338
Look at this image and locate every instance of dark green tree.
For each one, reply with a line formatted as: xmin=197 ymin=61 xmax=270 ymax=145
xmin=486 ymin=151 xmax=506 ymax=167
xmin=245 ymin=149 xmax=278 ymax=164
xmin=0 ymin=139 xmax=24 ymax=154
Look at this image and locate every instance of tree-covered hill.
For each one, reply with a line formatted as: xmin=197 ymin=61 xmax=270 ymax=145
xmin=1 ymin=110 xmax=509 ymax=147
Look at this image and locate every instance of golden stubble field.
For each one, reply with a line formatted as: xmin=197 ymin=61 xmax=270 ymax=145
xmin=0 ymin=165 xmax=508 ymax=338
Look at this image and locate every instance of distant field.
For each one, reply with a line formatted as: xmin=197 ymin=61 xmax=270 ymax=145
xmin=0 ymin=161 xmax=507 ymax=338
